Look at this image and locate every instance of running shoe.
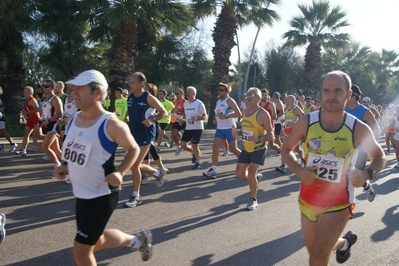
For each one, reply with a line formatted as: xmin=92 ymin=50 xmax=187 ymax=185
xmin=132 ymin=229 xmax=153 ymax=261
xmin=155 ymin=169 xmax=166 ymax=187
xmin=169 ymin=139 xmax=174 ymax=148
xmin=363 ymin=180 xmax=375 ymax=202
xmin=336 ymin=231 xmax=357 ymax=264
xmin=164 ymin=142 xmax=170 ymax=148
xmin=9 ymin=143 xmax=17 ymax=152
xmin=191 ymin=154 xmax=196 ymax=163
xmin=275 ymin=165 xmax=286 ymax=173
xmin=175 ymin=146 xmax=182 ymax=156
xmin=27 ymin=146 xmax=38 ymax=152
xmin=42 ymin=155 xmax=50 ymax=161
xmin=0 ymin=213 xmax=5 ymax=246
xmin=203 ymin=168 xmax=217 ymax=179
xmin=125 ymin=196 xmax=143 ymax=208
xmin=0 ymin=144 xmax=4 ymax=156
xmin=246 ymin=198 xmax=258 ymax=211
xmin=395 ymin=162 xmax=399 ymax=169
xmin=221 ymin=151 xmax=231 ymax=156
xmin=141 ymin=174 xmax=149 ymax=184
xmin=192 ymin=162 xmax=201 ymax=170
xmin=15 ymin=149 xmax=27 ymax=156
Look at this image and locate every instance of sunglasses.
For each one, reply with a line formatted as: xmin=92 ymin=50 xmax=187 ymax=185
xmin=244 ymin=92 xmax=256 ymax=98
xmin=43 ymin=85 xmax=51 ymax=88
xmin=218 ymin=88 xmax=226 ymax=92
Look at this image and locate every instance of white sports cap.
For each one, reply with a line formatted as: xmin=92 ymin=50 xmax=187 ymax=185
xmin=361 ymin=96 xmax=371 ymax=102
xmin=65 ymin=70 xmax=108 ymax=90
xmin=122 ymin=89 xmax=129 ymax=94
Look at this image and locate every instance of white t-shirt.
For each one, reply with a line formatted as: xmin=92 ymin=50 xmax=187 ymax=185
xmin=184 ymin=99 xmax=207 ymax=130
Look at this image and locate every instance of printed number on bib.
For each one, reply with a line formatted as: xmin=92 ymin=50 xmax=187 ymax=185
xmin=306 ymin=153 xmax=344 ymax=183
xmin=187 ymin=120 xmax=195 ymax=125
xmin=241 ymin=129 xmax=254 ymax=142
xmin=62 ymin=137 xmax=93 ymax=167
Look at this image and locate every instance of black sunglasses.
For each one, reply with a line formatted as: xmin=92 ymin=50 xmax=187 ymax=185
xmin=43 ymin=85 xmax=51 ymax=88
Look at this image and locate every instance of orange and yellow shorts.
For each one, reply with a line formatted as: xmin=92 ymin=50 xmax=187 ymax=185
xmin=298 ymin=197 xmax=355 ymax=222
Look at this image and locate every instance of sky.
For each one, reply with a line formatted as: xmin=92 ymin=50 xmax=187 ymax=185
xmin=200 ymin=0 xmax=399 ymax=65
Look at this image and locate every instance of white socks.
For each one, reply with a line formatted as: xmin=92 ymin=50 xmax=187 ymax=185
xmin=129 ymin=235 xmax=142 ymax=249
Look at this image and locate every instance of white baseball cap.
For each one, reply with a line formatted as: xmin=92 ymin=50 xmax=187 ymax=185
xmin=122 ymin=89 xmax=129 ymax=94
xmin=361 ymin=96 xmax=371 ymax=102
xmin=65 ymin=70 xmax=108 ymax=90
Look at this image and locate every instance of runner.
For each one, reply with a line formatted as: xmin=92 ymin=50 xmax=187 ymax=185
xmin=179 ymin=86 xmax=208 ymax=170
xmin=203 ymin=82 xmax=241 ymax=179
xmin=15 ymin=86 xmax=40 ymax=156
xmin=234 ymin=87 xmax=274 ymax=210
xmin=125 ymin=72 xmax=167 ymax=208
xmin=55 ymin=69 xmax=153 ymax=264
xmin=281 ymin=70 xmax=387 ymax=265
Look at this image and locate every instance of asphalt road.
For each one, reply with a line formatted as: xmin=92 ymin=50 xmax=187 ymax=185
xmin=1 ymin=132 xmax=399 ymax=266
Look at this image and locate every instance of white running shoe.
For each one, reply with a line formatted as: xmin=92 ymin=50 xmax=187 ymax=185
xmin=9 ymin=143 xmax=18 ymax=152
xmin=0 ymin=144 xmax=5 ymax=156
xmin=203 ymin=168 xmax=217 ymax=179
xmin=132 ymin=229 xmax=153 ymax=261
xmin=15 ymin=149 xmax=27 ymax=156
xmin=155 ymin=169 xmax=166 ymax=187
xmin=42 ymin=155 xmax=50 ymax=161
xmin=246 ymin=198 xmax=258 ymax=211
xmin=27 ymin=146 xmax=38 ymax=152
xmin=175 ymin=146 xmax=182 ymax=156
xmin=0 ymin=213 xmax=5 ymax=246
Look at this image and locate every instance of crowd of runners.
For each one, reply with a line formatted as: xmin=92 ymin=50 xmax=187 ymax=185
xmin=0 ymin=69 xmax=395 ymax=265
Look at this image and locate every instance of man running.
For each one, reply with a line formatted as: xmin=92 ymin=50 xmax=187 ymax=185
xmin=203 ymin=82 xmax=241 ymax=178
xmin=281 ymin=70 xmax=387 ymax=265
xmin=15 ymin=86 xmax=40 ymax=156
xmin=234 ymin=87 xmax=274 ymax=211
xmin=55 ymin=69 xmax=152 ymax=265
xmin=170 ymin=88 xmax=186 ymax=155
xmin=40 ymin=80 xmax=63 ymax=170
xmin=125 ymin=72 xmax=167 ymax=208
xmin=179 ymin=86 xmax=208 ymax=170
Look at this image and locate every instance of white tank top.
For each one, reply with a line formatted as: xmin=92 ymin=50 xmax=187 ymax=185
xmin=41 ymin=95 xmax=56 ymax=120
xmin=63 ymin=96 xmax=78 ymax=123
xmin=63 ymin=112 xmax=118 ymax=199
xmin=215 ymin=97 xmax=236 ymax=129
xmin=394 ymin=117 xmax=399 ymax=141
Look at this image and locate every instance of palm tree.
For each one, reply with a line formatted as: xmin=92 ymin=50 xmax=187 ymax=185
xmin=81 ymin=0 xmax=193 ymax=90
xmin=0 ymin=0 xmax=34 ymax=123
xmin=193 ymin=0 xmax=280 ymax=126
xmin=283 ymin=0 xmax=349 ymax=98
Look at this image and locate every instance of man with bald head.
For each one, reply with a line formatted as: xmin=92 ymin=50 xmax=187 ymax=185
xmin=281 ymin=70 xmax=387 ymax=265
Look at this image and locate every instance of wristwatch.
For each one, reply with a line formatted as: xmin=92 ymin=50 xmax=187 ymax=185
xmin=366 ymin=168 xmax=376 ymax=180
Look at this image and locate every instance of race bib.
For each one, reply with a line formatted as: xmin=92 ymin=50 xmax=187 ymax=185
xmin=175 ymin=115 xmax=184 ymax=121
xmin=306 ymin=153 xmax=344 ymax=183
xmin=215 ymin=108 xmax=223 ymax=116
xmin=187 ymin=119 xmax=196 ymax=125
xmin=62 ymin=137 xmax=93 ymax=167
xmin=241 ymin=129 xmax=253 ymax=142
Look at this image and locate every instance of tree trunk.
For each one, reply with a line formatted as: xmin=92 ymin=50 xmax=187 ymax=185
xmin=107 ymin=20 xmax=138 ymax=111
xmin=304 ymin=42 xmax=321 ymax=98
xmin=206 ymin=5 xmax=238 ymax=128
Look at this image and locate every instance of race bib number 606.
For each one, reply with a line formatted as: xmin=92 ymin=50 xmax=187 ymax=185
xmin=306 ymin=153 xmax=344 ymax=183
